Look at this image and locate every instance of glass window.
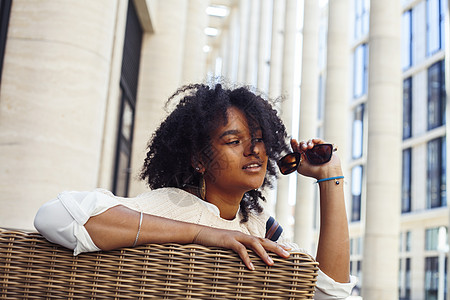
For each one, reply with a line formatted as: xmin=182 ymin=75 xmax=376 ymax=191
xmin=427 ymin=60 xmax=446 ymax=130
xmin=352 ymin=104 xmax=364 ymax=159
xmin=442 ymin=137 xmax=447 ymax=206
xmin=439 ymin=0 xmax=447 ymax=51
xmin=121 ymin=100 xmax=134 ymax=142
xmin=426 ymin=227 xmax=440 ymax=251
xmin=402 ymin=148 xmax=412 ymax=213
xmin=403 ymin=77 xmax=412 ymax=139
xmin=318 ymin=75 xmax=325 ymax=120
xmin=357 ymin=237 xmax=363 ymax=255
xmin=405 ymin=258 xmax=411 ymax=299
xmin=425 ymin=256 xmax=448 ymax=300
xmin=113 ymin=0 xmax=142 ymax=197
xmin=354 ymin=0 xmax=369 ymax=40
xmin=406 ymin=231 xmax=411 ymax=252
xmin=355 ymin=260 xmax=362 ymax=295
xmin=115 ymin=141 xmax=131 ymax=197
xmin=0 ymin=1 xmax=12 ymax=85
xmin=401 ymin=10 xmax=412 ymax=70
xmin=427 ymin=138 xmax=446 ymax=208
xmin=318 ymin=23 xmax=327 ymax=71
xmin=353 ymin=43 xmax=368 ymax=98
xmin=426 ymin=0 xmax=447 ymax=56
xmin=351 ymin=165 xmax=363 ymax=222
xmin=399 ymin=257 xmax=411 ymax=300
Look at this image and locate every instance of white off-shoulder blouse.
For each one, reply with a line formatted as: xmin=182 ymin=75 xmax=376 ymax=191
xmin=34 ymin=187 xmax=357 ymax=299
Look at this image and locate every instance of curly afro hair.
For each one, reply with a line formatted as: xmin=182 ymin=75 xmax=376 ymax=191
xmin=140 ymin=83 xmax=291 ymax=222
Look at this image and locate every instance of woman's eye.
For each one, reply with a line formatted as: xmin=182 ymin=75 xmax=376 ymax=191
xmin=254 ymin=137 xmax=264 ymax=143
xmin=226 ymin=140 xmax=240 ymax=145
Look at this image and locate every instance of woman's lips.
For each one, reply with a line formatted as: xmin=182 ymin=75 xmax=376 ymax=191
xmin=242 ymin=162 xmax=263 ymax=172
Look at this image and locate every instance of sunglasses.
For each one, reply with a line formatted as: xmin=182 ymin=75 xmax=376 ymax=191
xmin=277 ymin=143 xmax=335 ymax=175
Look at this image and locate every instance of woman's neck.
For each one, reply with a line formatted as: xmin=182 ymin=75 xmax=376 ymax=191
xmin=205 ymin=188 xmax=243 ymax=220
xmin=183 ymin=185 xmax=243 ymax=220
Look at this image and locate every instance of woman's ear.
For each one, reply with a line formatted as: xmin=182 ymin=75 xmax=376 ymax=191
xmin=194 ymin=165 xmax=205 ymax=173
xmin=191 ymin=156 xmax=206 ymax=173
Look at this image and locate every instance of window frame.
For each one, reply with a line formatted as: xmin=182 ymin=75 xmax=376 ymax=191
xmin=426 ymin=137 xmax=446 ymax=209
xmin=351 ymin=165 xmax=364 ymax=222
xmin=402 ymin=148 xmax=412 ymax=213
xmin=403 ymin=77 xmax=413 ymax=139
xmin=353 ymin=43 xmax=369 ymax=99
xmin=427 ymin=60 xmax=446 ymax=131
xmin=0 ymin=0 xmax=12 ymax=85
xmin=401 ymin=9 xmax=413 ymax=70
xmin=112 ymin=0 xmax=143 ymax=197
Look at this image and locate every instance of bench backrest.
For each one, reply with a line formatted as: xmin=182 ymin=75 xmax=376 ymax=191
xmin=0 ymin=228 xmax=318 ymax=299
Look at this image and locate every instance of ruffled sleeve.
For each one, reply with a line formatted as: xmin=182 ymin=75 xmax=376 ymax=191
xmin=276 ymin=230 xmax=358 ymax=299
xmin=314 ymin=270 xmax=358 ymax=299
xmin=34 ymin=189 xmax=120 ymax=256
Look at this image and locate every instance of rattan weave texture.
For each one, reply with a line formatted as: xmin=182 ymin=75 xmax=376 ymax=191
xmin=0 ymin=228 xmax=318 ymax=299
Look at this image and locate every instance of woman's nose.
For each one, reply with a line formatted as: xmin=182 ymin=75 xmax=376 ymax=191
xmin=244 ymin=139 xmax=259 ymax=156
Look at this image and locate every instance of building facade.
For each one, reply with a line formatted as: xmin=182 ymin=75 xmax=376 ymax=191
xmin=0 ymin=0 xmax=448 ymax=299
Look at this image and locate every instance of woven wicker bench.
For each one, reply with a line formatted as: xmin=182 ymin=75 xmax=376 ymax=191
xmin=0 ymin=228 xmax=318 ymax=299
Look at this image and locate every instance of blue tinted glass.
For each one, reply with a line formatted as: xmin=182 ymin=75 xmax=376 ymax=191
xmin=351 ymin=165 xmax=363 ymax=222
xmin=427 ymin=0 xmax=441 ymax=55
xmin=402 ymin=148 xmax=412 ymax=213
xmin=403 ymin=77 xmax=412 ymax=139
xmin=401 ymin=10 xmax=412 ymax=69
xmin=352 ymin=104 xmax=364 ymax=158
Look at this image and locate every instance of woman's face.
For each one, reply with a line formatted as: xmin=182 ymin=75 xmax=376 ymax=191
xmin=202 ymin=106 xmax=268 ymax=195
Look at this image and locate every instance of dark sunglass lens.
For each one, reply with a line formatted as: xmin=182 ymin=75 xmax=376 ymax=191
xmin=305 ymin=144 xmax=333 ymax=165
xmin=278 ymin=153 xmax=301 ymax=175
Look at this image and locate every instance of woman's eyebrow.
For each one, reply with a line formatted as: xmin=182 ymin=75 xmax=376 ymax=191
xmin=219 ymin=129 xmax=240 ymax=139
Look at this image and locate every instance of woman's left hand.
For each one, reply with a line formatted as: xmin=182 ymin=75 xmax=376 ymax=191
xmin=290 ymin=138 xmax=342 ymax=180
xmin=292 ymin=138 xmax=350 ymax=283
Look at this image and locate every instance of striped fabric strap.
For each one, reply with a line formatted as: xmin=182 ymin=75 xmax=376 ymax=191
xmin=265 ymin=216 xmax=283 ymax=242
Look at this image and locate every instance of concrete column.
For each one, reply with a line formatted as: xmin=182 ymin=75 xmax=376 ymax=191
xmin=267 ymin=0 xmax=285 ymax=215
xmin=226 ymin=6 xmax=240 ymax=82
xmin=268 ymin=0 xmax=285 ymax=100
xmin=237 ymin=0 xmax=250 ymax=83
xmin=323 ymin=0 xmax=350 ymax=230
xmin=129 ymin=0 xmax=188 ymax=196
xmin=0 ymin=0 xmax=119 ymax=229
xmin=324 ymin=0 xmax=349 ymax=157
xmin=181 ymin=0 xmax=209 ymax=85
xmin=275 ymin=0 xmax=298 ymax=237
xmin=293 ymin=0 xmax=319 ymax=252
xmin=256 ymin=0 xmax=272 ymax=93
xmin=219 ymin=26 xmax=230 ymax=78
xmin=245 ymin=0 xmax=260 ymax=86
xmin=362 ymin=0 xmax=402 ymax=299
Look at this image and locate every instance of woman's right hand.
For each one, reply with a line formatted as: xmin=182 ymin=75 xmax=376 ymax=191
xmin=192 ymin=226 xmax=291 ymax=270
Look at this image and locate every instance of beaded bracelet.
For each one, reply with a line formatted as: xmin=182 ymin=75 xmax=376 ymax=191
xmin=316 ymin=176 xmax=344 ymax=185
xmin=132 ymin=211 xmax=143 ymax=247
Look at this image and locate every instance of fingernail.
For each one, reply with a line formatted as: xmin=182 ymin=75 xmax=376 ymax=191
xmin=268 ymin=256 xmax=274 ymax=264
xmin=249 ymin=262 xmax=255 ymax=270
xmin=282 ymin=249 xmax=290 ymax=256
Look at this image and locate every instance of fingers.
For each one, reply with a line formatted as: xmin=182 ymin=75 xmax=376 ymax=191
xmin=245 ymin=238 xmax=275 ymax=267
xmin=235 ymin=235 xmax=291 ymax=270
xmin=193 ymin=227 xmax=292 ymax=271
xmin=298 ymin=138 xmax=325 ymax=151
xmin=290 ymin=138 xmax=299 ymax=152
xmin=291 ymin=138 xmax=326 ymax=152
xmin=230 ymin=242 xmax=256 ymax=270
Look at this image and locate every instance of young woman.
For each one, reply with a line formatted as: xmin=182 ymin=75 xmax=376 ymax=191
xmin=34 ymin=83 xmax=357 ymax=298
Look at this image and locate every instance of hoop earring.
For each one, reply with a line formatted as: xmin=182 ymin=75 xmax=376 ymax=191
xmin=199 ymin=173 xmax=206 ymax=200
